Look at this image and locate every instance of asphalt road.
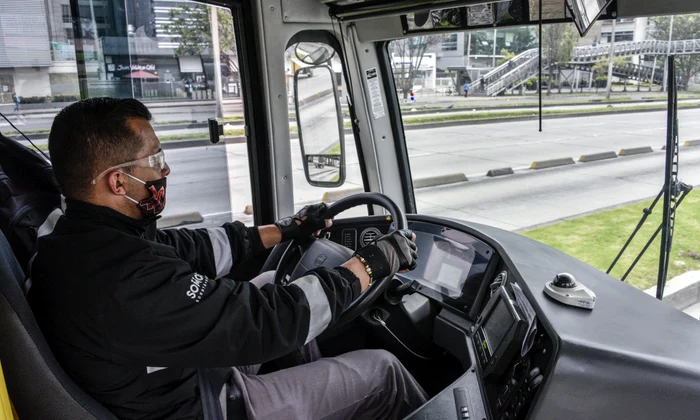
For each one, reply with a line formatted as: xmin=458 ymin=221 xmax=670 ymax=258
xmin=416 ymin=147 xmax=700 ymax=231
xmin=161 ymin=108 xmax=700 ymax=231
xmin=0 ymin=72 xmax=331 ymax=132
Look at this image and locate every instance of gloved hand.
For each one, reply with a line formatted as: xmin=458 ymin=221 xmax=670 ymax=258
xmin=275 ymin=203 xmax=330 ymax=242
xmin=353 ymin=229 xmax=418 ymax=281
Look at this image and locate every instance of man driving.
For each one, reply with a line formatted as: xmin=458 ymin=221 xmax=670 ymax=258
xmin=28 ymin=98 xmax=427 ymax=419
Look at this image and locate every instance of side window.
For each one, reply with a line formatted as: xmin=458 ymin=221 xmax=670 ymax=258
xmin=1 ymin=0 xmax=252 ymax=227
xmin=284 ymin=41 xmax=368 ymax=216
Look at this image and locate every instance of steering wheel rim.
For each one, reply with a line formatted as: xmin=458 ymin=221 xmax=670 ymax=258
xmin=274 ymin=192 xmax=407 ymax=326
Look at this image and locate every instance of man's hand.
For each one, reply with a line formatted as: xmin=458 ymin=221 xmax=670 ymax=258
xmin=343 ymin=229 xmax=418 ymax=292
xmin=275 ymin=203 xmax=332 ymax=242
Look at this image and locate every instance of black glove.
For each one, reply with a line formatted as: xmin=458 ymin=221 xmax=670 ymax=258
xmin=354 ymin=229 xmax=418 ymax=280
xmin=275 ymin=203 xmax=329 ymax=242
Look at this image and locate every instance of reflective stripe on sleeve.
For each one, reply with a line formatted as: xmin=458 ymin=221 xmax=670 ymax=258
xmin=206 ymin=227 xmax=233 ymax=278
xmin=291 ymin=274 xmax=332 ymax=344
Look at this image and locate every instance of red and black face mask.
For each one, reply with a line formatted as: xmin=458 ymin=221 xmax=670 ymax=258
xmin=120 ymin=171 xmax=167 ymax=219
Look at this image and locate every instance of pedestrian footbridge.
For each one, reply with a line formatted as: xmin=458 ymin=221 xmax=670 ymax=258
xmin=475 ymin=39 xmax=700 ymax=96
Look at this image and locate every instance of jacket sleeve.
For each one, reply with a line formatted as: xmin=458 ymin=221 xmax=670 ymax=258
xmin=103 ymin=245 xmax=361 ymax=368
xmin=152 ymin=221 xmax=264 ymax=279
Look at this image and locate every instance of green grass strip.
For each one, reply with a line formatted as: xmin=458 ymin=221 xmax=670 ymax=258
xmin=401 ymin=103 xmax=698 ymax=126
xmin=523 ymin=191 xmax=700 ymax=291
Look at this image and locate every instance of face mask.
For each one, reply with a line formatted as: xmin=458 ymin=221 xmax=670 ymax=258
xmin=120 ymin=171 xmax=167 ymax=218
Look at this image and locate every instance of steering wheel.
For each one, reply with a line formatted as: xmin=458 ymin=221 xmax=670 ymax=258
xmin=273 ymin=192 xmax=407 ymax=325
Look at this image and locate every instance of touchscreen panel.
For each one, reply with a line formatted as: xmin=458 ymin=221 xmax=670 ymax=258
xmin=421 ymin=235 xmax=475 ymax=298
xmin=398 ymin=221 xmax=495 ymax=311
xmin=483 ymin=299 xmax=515 ymax=355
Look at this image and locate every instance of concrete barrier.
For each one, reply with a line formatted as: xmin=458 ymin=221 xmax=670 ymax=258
xmin=322 ymin=187 xmax=363 ymax=202
xmin=645 ymin=271 xmax=700 ymax=311
xmin=619 ymin=146 xmax=653 ymax=156
xmin=486 ymin=167 xmax=515 ymax=177
xmin=684 ymin=139 xmax=700 ymax=147
xmin=297 ymin=88 xmax=334 ymax=107
xmin=413 ymin=173 xmax=468 ymax=189
xmin=320 ymin=173 xmax=467 ymax=202
xmin=530 ymin=157 xmax=575 ymax=170
xmin=158 ymin=211 xmax=203 ymax=229
xmin=578 ymin=151 xmax=618 ymax=162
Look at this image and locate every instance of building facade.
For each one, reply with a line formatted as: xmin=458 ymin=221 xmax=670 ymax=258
xmin=1 ymin=0 xmax=235 ymax=103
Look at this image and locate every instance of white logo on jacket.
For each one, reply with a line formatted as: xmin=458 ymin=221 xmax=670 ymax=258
xmin=186 ymin=273 xmax=209 ymax=303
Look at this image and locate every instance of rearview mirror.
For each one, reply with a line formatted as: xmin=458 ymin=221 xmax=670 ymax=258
xmin=295 ymin=42 xmax=336 ymax=66
xmin=566 ymin=0 xmax=614 ymax=36
xmin=294 ymin=65 xmax=345 ymax=187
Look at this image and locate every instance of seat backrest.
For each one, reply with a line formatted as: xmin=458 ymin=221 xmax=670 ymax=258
xmin=0 ymin=230 xmax=118 ymax=419
xmin=0 ymin=133 xmax=62 ymax=273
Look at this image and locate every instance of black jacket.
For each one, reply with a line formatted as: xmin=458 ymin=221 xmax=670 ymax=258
xmin=28 ymin=199 xmax=360 ymax=419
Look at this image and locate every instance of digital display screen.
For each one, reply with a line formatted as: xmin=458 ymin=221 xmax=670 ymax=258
xmin=436 ymin=263 xmax=464 ymax=291
xmin=483 ymin=299 xmax=515 ymax=356
xmin=420 ymin=236 xmax=473 ymax=298
xmin=395 ymin=222 xmax=495 ymax=310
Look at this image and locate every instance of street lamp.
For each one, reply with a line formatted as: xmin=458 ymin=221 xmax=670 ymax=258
xmin=662 ymin=15 xmax=674 ymax=92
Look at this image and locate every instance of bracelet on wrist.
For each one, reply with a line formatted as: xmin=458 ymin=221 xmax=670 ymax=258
xmin=354 ymin=254 xmax=373 ymax=285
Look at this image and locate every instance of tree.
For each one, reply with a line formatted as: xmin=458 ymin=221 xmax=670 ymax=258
xmin=652 ymin=14 xmax=700 ymax=90
xmin=541 ymin=23 xmax=578 ymax=94
xmin=591 ymin=56 xmax=630 ymax=74
xmin=164 ymin=5 xmax=237 ymax=69
xmin=464 ymin=27 xmax=537 ymax=58
xmin=498 ymin=49 xmax=516 ymax=66
xmin=466 ymin=31 xmax=491 ymax=55
xmin=508 ymin=27 xmax=538 ymax=54
xmin=390 ymin=35 xmax=444 ymax=99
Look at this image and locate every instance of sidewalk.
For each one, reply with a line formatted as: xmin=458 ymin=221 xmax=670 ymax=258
xmin=0 ymin=97 xmax=243 ymax=116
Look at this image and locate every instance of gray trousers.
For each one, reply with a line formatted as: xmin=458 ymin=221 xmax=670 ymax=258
xmin=220 ymin=273 xmax=428 ymax=420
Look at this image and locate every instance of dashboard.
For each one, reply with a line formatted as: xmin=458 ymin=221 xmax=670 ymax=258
xmin=327 ymin=219 xmax=494 ymax=313
xmin=322 ymin=214 xmax=700 ymax=420
xmin=324 ymin=216 xmax=553 ymax=420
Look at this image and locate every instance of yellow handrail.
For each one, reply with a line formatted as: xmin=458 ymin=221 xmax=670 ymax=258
xmin=0 ymin=361 xmax=18 ymax=420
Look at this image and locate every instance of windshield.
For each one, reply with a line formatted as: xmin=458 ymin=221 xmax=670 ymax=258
xmin=388 ymin=16 xmax=700 ymax=293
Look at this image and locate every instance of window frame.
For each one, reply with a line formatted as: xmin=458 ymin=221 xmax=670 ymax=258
xmin=62 ymin=4 xmax=71 ymax=23
xmin=377 ymin=40 xmax=417 ymax=214
xmin=55 ymin=0 xmax=274 ymax=226
xmin=230 ymin=0 xmax=276 ymax=225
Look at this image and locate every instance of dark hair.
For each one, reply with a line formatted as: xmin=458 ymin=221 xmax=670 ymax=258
xmin=48 ymin=97 xmax=152 ymax=199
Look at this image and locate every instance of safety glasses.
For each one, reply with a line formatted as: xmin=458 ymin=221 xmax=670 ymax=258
xmin=91 ymin=150 xmax=166 ymax=185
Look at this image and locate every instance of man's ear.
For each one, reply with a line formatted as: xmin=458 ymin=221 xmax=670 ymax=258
xmin=106 ymin=170 xmax=129 ymax=196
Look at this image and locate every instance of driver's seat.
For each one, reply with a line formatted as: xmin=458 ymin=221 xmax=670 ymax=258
xmin=0 ymin=230 xmax=118 ymax=419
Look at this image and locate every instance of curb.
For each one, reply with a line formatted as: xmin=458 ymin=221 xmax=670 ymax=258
xmin=321 ymin=173 xmax=468 ymax=202
xmin=684 ymin=140 xmax=700 ymax=147
xmin=1 ymin=99 xmax=242 ymax=114
xmin=159 ymin=136 xmax=247 ymax=149
xmin=158 ymin=211 xmax=203 ymax=228
xmin=297 ymin=88 xmax=334 ymax=107
xmin=413 ymin=173 xmax=467 ymax=188
xmin=397 ymin=98 xmax=680 ymax=116
xmin=619 ymin=146 xmax=653 ymax=156
xmin=401 ymin=104 xmax=700 ymax=132
xmin=530 ymin=157 xmax=575 ymax=170
xmin=579 ymin=151 xmax=618 ymax=162
xmin=645 ymin=271 xmax=700 ymax=311
xmin=486 ymin=167 xmax=515 ymax=177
